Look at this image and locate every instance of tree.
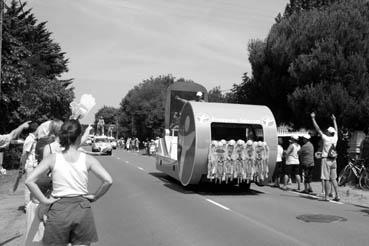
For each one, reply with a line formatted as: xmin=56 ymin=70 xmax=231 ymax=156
xmin=0 ymin=0 xmax=73 ymax=132
xmin=94 ymin=106 xmax=119 ymax=135
xmin=118 ymin=75 xmax=176 ymax=140
xmin=234 ymin=0 xmax=369 ymax=130
xmin=208 ymin=86 xmax=229 ymax=103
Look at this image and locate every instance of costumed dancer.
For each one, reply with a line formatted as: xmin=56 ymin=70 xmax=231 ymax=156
xmin=244 ymin=140 xmax=255 ymax=181
xmin=254 ymin=141 xmax=264 ymax=182
xmin=207 ymin=141 xmax=219 ymax=180
xmin=234 ymin=140 xmax=245 ymax=183
xmin=215 ymin=140 xmax=226 ymax=183
xmin=225 ymin=140 xmax=236 ymax=183
xmin=262 ymin=142 xmax=269 ymax=180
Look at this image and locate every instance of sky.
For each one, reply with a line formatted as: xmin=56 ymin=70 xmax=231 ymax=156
xmin=27 ymin=0 xmax=288 ymax=124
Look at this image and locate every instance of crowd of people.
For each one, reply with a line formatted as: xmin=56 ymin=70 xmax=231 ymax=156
xmin=117 ymin=137 xmax=160 ymax=156
xmin=207 ymin=139 xmax=269 ymax=184
xmin=1 ymin=117 xmax=113 ymax=246
xmin=272 ymin=112 xmax=340 ymax=202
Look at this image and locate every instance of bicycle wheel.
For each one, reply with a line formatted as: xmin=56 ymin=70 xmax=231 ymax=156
xmin=338 ymin=166 xmax=352 ymax=186
xmin=359 ymin=169 xmax=369 ymax=190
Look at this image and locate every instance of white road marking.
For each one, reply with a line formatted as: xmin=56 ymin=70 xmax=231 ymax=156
xmin=117 ymin=157 xmax=120 ymax=160
xmin=291 ymin=191 xmax=344 ymax=204
xmin=205 ymin=199 xmax=230 ymax=211
xmin=137 ymin=167 xmax=145 ymax=171
xmin=125 ymin=161 xmax=129 ymax=163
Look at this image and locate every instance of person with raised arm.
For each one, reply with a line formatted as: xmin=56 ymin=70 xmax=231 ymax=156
xmin=311 ymin=112 xmax=340 ymax=202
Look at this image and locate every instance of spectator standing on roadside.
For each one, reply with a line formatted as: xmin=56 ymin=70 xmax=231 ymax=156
xmin=272 ymin=138 xmax=284 ymax=188
xmin=311 ymin=112 xmax=340 ymax=201
xmin=20 ymin=122 xmax=39 ymax=209
xmin=0 ymin=121 xmax=31 ymax=174
xmin=359 ymin=127 xmax=369 ymax=163
xmin=24 ymin=120 xmax=62 ymax=246
xmin=282 ymin=135 xmax=301 ymax=191
xmin=298 ymin=134 xmax=315 ymax=194
xmin=26 ymin=119 xmax=113 ymax=245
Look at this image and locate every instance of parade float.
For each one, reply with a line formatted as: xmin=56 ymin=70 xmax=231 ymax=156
xmin=156 ymin=81 xmax=277 ymax=189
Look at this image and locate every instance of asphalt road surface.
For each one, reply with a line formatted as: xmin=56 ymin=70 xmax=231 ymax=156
xmin=88 ymin=149 xmax=369 ymax=246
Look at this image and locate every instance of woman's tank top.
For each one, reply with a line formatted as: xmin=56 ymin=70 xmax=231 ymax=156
xmin=51 ymin=152 xmax=88 ymax=197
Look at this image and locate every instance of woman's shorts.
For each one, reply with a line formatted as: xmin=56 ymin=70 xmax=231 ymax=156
xmin=43 ymin=196 xmax=98 ymax=245
xmin=284 ymin=164 xmax=300 ymax=177
xmin=321 ymin=158 xmax=337 ymax=181
xmin=273 ymin=161 xmax=283 ymax=179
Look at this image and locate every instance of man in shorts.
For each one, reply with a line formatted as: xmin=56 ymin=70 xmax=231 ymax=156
xmin=311 ymin=112 xmax=340 ymax=201
xmin=282 ymin=135 xmax=301 ymax=191
xmin=298 ymin=134 xmax=315 ymax=194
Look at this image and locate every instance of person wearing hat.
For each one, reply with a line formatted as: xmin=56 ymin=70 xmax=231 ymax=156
xmin=282 ymin=134 xmax=301 ymax=191
xmin=175 ymin=91 xmax=205 ymax=104
xmin=311 ymin=112 xmax=340 ymax=201
xmin=195 ymin=91 xmax=205 ymax=102
xmin=298 ymin=134 xmax=315 ymax=194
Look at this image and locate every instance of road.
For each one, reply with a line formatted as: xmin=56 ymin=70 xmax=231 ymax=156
xmin=88 ymin=149 xmax=369 ymax=246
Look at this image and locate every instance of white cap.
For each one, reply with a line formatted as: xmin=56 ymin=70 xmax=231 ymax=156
xmin=196 ymin=91 xmax=203 ymax=97
xmin=291 ymin=134 xmax=299 ymax=141
xmin=302 ymin=134 xmax=311 ymax=139
xmin=327 ymin=127 xmax=336 ymax=134
xmin=228 ymin=140 xmax=236 ymax=145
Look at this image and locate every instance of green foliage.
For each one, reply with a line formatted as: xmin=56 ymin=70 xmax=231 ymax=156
xmin=235 ymin=0 xmax=369 ymax=130
xmin=118 ymin=75 xmax=176 ymax=139
xmin=208 ymin=86 xmax=229 ymax=103
xmin=0 ymin=0 xmax=73 ymax=132
xmin=94 ymin=106 xmax=119 ymax=134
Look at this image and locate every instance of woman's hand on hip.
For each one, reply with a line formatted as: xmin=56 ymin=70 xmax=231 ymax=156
xmin=83 ymin=194 xmax=96 ymax=202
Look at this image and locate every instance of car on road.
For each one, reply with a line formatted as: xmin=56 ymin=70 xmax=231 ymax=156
xmin=92 ymin=135 xmax=112 ymax=155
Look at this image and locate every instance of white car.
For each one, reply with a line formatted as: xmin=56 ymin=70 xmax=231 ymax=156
xmin=92 ymin=136 xmax=112 ymax=155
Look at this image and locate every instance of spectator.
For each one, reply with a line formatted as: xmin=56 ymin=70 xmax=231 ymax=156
xmin=298 ymin=134 xmax=315 ymax=194
xmin=311 ymin=112 xmax=340 ymax=201
xmin=282 ymin=135 xmax=301 ymax=191
xmin=26 ymin=119 xmax=113 ymax=245
xmin=19 ymin=122 xmax=39 ymax=209
xmin=0 ymin=121 xmax=31 ymax=174
xmin=272 ymin=138 xmax=284 ymax=188
xmin=359 ymin=127 xmax=369 ymax=163
xmin=175 ymin=91 xmax=205 ymax=104
xmin=24 ymin=120 xmax=62 ymax=245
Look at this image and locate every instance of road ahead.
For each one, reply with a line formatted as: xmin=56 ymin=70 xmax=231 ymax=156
xmin=88 ymin=149 xmax=368 ymax=246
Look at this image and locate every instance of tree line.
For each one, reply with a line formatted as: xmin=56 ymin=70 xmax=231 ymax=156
xmin=3 ymin=0 xmax=369 ymax=142
xmin=98 ymin=0 xmax=369 ymax=139
xmin=0 ymin=1 xmax=74 ymax=134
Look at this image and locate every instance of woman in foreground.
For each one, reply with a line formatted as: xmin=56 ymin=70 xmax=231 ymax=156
xmin=26 ymin=119 xmax=113 ymax=246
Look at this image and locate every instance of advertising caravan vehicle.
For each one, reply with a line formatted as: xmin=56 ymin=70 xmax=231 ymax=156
xmin=156 ymin=81 xmax=278 ymax=189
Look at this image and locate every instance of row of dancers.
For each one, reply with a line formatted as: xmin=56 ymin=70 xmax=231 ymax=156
xmin=207 ymin=139 xmax=269 ymax=184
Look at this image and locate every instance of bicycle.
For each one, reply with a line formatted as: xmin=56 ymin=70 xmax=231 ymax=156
xmin=338 ymin=158 xmax=369 ymax=190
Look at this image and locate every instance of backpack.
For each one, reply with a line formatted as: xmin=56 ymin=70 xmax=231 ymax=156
xmin=327 ymin=144 xmax=338 ymax=159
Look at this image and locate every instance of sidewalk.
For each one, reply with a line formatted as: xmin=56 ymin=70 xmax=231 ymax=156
xmin=279 ymin=181 xmax=369 ymax=208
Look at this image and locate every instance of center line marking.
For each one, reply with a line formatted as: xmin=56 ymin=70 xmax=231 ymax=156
xmin=206 ymin=199 xmax=230 ymax=211
xmin=137 ymin=167 xmax=145 ymax=171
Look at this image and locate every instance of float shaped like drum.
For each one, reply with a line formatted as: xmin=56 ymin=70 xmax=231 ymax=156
xmin=176 ymin=101 xmax=278 ymax=186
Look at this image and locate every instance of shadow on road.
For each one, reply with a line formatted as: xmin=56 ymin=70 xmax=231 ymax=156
xmin=149 ymin=172 xmax=264 ymax=196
